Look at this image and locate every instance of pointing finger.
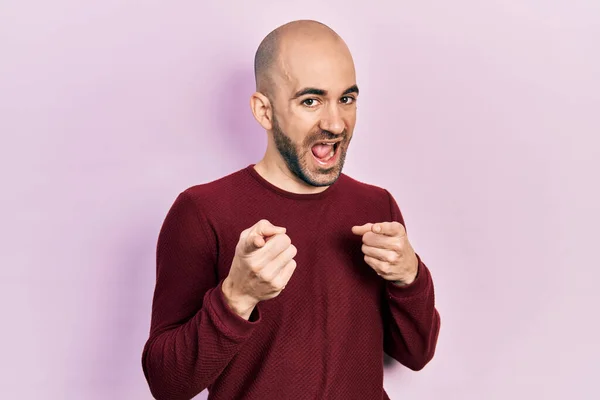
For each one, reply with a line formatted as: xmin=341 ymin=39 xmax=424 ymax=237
xmin=244 ymin=220 xmax=286 ymax=253
xmin=352 ymin=223 xmax=373 ymax=236
xmin=256 ymin=219 xmax=286 ymax=235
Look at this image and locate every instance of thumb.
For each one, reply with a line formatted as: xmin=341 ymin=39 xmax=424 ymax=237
xmin=243 ymin=232 xmax=269 ymax=253
xmin=243 ymin=220 xmax=286 ymax=253
xmin=255 ymin=219 xmax=286 ymax=238
xmin=352 ymin=223 xmax=373 ymax=236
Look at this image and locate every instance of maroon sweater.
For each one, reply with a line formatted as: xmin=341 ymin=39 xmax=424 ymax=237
xmin=142 ymin=165 xmax=440 ymax=400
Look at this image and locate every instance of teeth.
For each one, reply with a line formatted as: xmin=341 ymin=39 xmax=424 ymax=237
xmin=323 ymin=147 xmax=335 ymax=161
xmin=314 ymin=142 xmax=338 ymax=163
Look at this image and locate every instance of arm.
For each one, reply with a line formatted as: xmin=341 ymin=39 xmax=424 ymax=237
xmin=381 ymin=190 xmax=441 ymax=370
xmin=141 ymin=191 xmax=261 ymax=400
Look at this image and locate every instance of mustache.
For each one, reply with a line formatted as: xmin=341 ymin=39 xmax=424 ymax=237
xmin=305 ymin=130 xmax=348 ymax=144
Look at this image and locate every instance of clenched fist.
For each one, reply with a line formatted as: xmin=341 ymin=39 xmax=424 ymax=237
xmin=222 ymin=219 xmax=298 ymax=320
xmin=352 ymin=221 xmax=419 ymax=286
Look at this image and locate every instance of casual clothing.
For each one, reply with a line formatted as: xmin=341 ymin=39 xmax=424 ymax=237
xmin=142 ymin=165 xmax=440 ymax=400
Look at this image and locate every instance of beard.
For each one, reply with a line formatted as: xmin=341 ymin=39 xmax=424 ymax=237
xmin=271 ymin=113 xmax=351 ymax=187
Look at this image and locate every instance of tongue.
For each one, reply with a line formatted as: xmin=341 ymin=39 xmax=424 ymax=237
xmin=312 ymin=144 xmax=331 ymax=159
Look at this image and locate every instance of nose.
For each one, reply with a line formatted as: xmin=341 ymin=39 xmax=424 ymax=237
xmin=319 ymin=103 xmax=345 ymax=135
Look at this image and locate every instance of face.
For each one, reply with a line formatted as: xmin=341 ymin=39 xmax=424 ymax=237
xmin=268 ymin=37 xmax=358 ymax=187
xmin=270 ymin=109 xmax=352 ymax=187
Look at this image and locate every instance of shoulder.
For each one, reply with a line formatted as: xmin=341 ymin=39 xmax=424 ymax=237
xmin=336 ymin=172 xmax=398 ymax=219
xmin=160 ymin=167 xmax=252 ymax=225
xmin=338 ymin=172 xmax=392 ymax=203
xmin=337 ymin=173 xmax=405 ymax=223
xmin=180 ymin=167 xmax=250 ymax=205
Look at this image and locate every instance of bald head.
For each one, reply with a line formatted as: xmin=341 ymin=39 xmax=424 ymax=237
xmin=253 ymin=20 xmax=350 ymax=97
xmin=250 ymin=20 xmax=359 ymax=188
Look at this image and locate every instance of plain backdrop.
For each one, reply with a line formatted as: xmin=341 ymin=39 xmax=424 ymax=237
xmin=1 ymin=1 xmax=599 ymax=399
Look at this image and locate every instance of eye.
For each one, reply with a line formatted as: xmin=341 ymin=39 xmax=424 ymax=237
xmin=302 ymin=98 xmax=318 ymax=107
xmin=340 ymin=96 xmax=356 ymax=105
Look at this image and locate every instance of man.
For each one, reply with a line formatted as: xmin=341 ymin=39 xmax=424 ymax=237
xmin=142 ymin=20 xmax=440 ymax=400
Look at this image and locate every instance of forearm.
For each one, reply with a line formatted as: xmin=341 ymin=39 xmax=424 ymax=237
xmin=142 ymin=283 xmax=260 ymax=400
xmin=383 ymin=257 xmax=440 ymax=370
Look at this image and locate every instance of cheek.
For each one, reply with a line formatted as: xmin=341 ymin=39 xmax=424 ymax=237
xmin=287 ymin=115 xmax=321 ymax=144
xmin=344 ymin=109 xmax=357 ymax=128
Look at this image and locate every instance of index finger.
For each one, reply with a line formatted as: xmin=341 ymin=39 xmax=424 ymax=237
xmin=352 ymin=223 xmax=374 ymax=236
xmin=242 ymin=220 xmax=286 ymax=253
xmin=254 ymin=219 xmax=286 ymax=237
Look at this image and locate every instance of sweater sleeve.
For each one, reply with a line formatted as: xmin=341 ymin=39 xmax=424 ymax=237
xmin=381 ymin=190 xmax=441 ymax=371
xmin=141 ymin=191 xmax=261 ymax=400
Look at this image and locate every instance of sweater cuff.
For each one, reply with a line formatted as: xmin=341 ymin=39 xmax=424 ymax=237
xmin=386 ymin=254 xmax=429 ymax=298
xmin=208 ymin=280 xmax=261 ymax=337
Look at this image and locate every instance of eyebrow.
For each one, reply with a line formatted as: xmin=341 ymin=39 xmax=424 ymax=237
xmin=343 ymin=85 xmax=360 ymax=96
xmin=291 ymin=84 xmax=359 ymax=99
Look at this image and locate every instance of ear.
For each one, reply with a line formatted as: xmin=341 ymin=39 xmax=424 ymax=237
xmin=250 ymin=92 xmax=273 ymax=131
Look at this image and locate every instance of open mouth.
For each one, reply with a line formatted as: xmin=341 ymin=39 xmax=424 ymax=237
xmin=311 ymin=141 xmax=341 ymax=165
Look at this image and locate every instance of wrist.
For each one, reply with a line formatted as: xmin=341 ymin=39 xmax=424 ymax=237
xmin=221 ymin=278 xmax=258 ymax=320
xmin=392 ymin=276 xmax=414 ymax=287
xmin=391 ymin=257 xmax=419 ymax=286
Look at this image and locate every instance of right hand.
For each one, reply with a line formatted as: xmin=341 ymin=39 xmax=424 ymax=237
xmin=222 ymin=219 xmax=298 ymax=319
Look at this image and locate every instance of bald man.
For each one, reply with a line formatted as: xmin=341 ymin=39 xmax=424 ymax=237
xmin=142 ymin=20 xmax=440 ymax=400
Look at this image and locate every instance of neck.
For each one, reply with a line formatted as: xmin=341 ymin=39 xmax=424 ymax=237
xmin=253 ymin=155 xmax=329 ymax=195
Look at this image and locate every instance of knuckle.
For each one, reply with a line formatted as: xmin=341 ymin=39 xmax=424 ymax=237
xmin=397 ymin=223 xmax=406 ymax=235
xmin=282 ymin=234 xmax=292 ymax=246
xmin=289 ymin=244 xmax=298 ymax=256
xmin=273 ymin=279 xmax=285 ymax=291
xmin=256 ymin=219 xmax=269 ymax=230
xmin=235 ymin=240 xmax=244 ymax=253
xmin=248 ymin=262 xmax=262 ymax=274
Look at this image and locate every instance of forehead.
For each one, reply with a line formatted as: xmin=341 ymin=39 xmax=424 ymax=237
xmin=276 ymin=38 xmax=357 ymax=94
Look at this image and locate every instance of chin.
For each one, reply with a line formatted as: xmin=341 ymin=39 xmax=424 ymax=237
xmin=306 ymin=172 xmax=341 ymax=187
xmin=300 ymin=158 xmax=346 ymax=187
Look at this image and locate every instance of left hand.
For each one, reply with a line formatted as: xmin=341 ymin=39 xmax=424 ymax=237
xmin=352 ymin=222 xmax=419 ymax=286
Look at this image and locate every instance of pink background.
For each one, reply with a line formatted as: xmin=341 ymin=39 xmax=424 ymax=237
xmin=1 ymin=1 xmax=599 ymax=399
